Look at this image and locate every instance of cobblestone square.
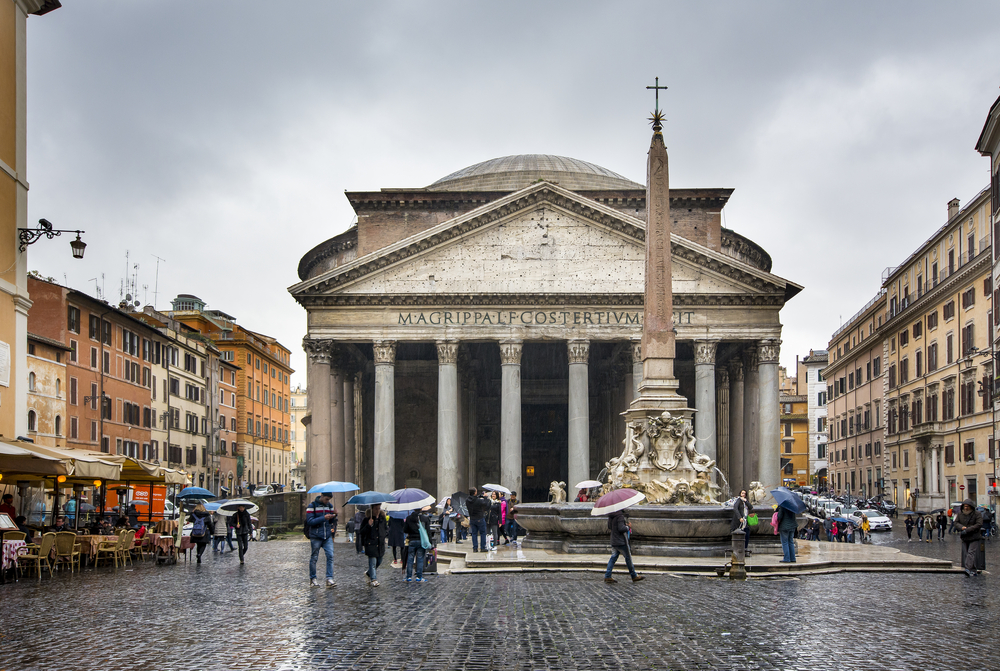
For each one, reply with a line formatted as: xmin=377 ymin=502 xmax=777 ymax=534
xmin=1 ymin=529 xmax=997 ymax=671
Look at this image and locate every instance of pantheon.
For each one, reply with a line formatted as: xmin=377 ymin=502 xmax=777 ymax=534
xmin=290 ymin=154 xmax=800 ymax=503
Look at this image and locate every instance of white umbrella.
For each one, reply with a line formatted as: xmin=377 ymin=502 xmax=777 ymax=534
xmin=481 ymin=483 xmax=511 ymax=495
xmin=591 ymin=489 xmax=646 ymax=516
xmin=575 ymin=480 xmax=604 ymax=489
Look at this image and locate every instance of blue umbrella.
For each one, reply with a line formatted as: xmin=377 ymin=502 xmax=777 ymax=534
xmin=383 ymin=488 xmax=435 ymax=512
xmin=831 ymin=516 xmax=854 ymax=525
xmin=770 ymin=487 xmax=806 ymax=514
xmin=307 ymin=481 xmax=360 ymax=494
xmin=345 ymin=491 xmax=396 ymax=506
xmin=177 ymin=486 xmax=216 ymax=500
xmin=204 ymin=500 xmax=224 ymax=512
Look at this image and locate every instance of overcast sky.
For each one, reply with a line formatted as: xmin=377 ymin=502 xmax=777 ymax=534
xmin=22 ymin=1 xmax=1000 ymax=385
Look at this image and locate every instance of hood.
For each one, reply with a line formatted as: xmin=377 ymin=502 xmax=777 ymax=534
xmin=192 ymin=510 xmax=211 ymax=518
xmin=962 ymin=499 xmax=976 ymax=510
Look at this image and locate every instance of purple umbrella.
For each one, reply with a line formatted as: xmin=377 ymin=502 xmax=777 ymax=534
xmin=591 ymin=489 xmax=645 ymax=516
xmin=383 ymin=488 xmax=435 ymax=512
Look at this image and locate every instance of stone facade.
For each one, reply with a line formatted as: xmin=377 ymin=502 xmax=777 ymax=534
xmin=291 ymin=155 xmax=801 ymax=502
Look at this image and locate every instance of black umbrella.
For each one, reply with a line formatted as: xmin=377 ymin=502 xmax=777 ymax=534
xmin=450 ymin=491 xmax=470 ymax=517
xmin=930 ymin=508 xmax=946 ymax=514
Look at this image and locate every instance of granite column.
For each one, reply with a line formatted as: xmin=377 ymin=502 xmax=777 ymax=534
xmin=373 ymin=340 xmax=396 ymax=493
xmin=567 ymin=339 xmax=590 ymax=499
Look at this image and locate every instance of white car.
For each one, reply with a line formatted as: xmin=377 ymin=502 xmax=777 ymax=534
xmin=849 ymin=509 xmax=892 ymax=531
xmin=252 ymin=486 xmax=274 ymax=496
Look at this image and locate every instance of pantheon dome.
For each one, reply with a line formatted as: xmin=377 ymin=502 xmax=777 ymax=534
xmin=426 ymin=154 xmax=643 ymax=192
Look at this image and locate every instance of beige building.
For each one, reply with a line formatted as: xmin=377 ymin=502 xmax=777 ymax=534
xmin=25 ymin=332 xmax=69 ymax=447
xmin=979 ymin=93 xmax=1000 ymax=505
xmin=824 ymin=292 xmax=886 ymax=499
xmin=882 ymin=191 xmax=993 ymax=509
xmin=290 ymin=384 xmax=307 ymax=487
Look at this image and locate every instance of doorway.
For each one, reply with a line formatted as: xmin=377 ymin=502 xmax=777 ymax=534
xmin=521 ymin=404 xmax=567 ymax=503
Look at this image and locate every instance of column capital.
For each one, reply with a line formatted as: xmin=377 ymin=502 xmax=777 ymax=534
xmin=303 ymin=338 xmax=336 ymax=365
xmin=758 ymin=339 xmax=781 ymax=365
xmin=717 ymin=365 xmax=730 ymax=386
xmin=728 ymin=358 xmax=744 ymax=381
xmin=743 ymin=344 xmax=760 ymax=372
xmin=499 ymin=340 xmax=522 ymax=366
xmin=373 ymin=340 xmax=396 ymax=365
xmin=693 ymin=340 xmax=718 ymax=365
xmin=630 ymin=339 xmax=642 ymax=364
xmin=567 ymin=339 xmax=590 ymax=365
xmin=436 ymin=340 xmax=459 ymax=365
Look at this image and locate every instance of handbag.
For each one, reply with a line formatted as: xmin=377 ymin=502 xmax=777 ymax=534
xmin=746 ymin=513 xmax=759 ymax=527
xmin=460 ymin=516 xmax=470 ymax=529
xmin=418 ymin=522 xmax=433 ymax=550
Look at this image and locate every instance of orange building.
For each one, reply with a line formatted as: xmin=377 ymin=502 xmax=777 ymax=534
xmin=167 ymin=295 xmax=294 ymax=490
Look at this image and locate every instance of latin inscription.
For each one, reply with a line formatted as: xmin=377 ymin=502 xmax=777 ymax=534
xmin=396 ymin=310 xmax=695 ymax=326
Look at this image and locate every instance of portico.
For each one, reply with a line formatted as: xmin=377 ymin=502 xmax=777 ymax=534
xmin=290 ymin=156 xmax=800 ymax=502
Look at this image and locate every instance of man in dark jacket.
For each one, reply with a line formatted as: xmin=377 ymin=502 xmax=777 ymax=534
xmin=465 ymin=488 xmax=488 ymax=552
xmin=360 ymin=504 xmax=388 ymax=586
xmin=231 ymin=504 xmax=253 ymax=564
xmin=403 ymin=505 xmax=432 ymax=582
xmin=305 ymin=493 xmax=337 ymax=587
xmin=776 ymin=505 xmax=799 ymax=563
xmin=604 ymin=510 xmax=643 ymax=583
xmin=954 ymin=499 xmax=983 ymax=577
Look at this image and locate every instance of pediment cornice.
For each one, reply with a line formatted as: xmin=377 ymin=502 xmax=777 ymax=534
xmin=296 ymin=292 xmax=787 ymax=308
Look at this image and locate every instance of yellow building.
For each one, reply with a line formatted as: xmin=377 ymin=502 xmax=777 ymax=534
xmin=0 ymin=1 xmax=60 ymax=442
xmin=779 ymin=393 xmax=809 ymax=487
xmin=25 ymin=332 xmax=68 ymax=447
xmin=883 ymin=191 xmax=993 ymax=509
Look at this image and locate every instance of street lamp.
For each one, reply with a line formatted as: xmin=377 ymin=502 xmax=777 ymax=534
xmin=18 ymin=218 xmax=87 ymax=258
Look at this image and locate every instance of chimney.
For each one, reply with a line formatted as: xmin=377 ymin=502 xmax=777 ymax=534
xmin=948 ymin=198 xmax=960 ymax=221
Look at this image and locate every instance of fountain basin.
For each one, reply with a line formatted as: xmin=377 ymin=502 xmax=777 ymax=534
xmin=514 ymin=502 xmax=739 ymax=557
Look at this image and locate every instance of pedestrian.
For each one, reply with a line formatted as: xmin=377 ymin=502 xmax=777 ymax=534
xmin=465 ymin=488 xmax=488 ymax=552
xmin=440 ymin=498 xmax=455 ymax=543
xmin=507 ymin=492 xmax=520 ymax=543
xmin=388 ymin=512 xmax=405 ymax=567
xmin=776 ymin=504 xmax=798 ymax=562
xmin=948 ymin=506 xmax=958 ymax=534
xmin=936 ymin=511 xmax=948 ymax=540
xmin=916 ymin=514 xmax=924 ymax=541
xmin=830 ymin=520 xmax=839 ymax=542
xmin=860 ymin=514 xmax=871 ymax=544
xmin=824 ymin=516 xmax=833 ymax=542
xmin=360 ymin=503 xmax=388 ymax=586
xmin=353 ymin=508 xmax=366 ymax=554
xmin=922 ymin=514 xmax=935 ymax=543
xmin=187 ymin=503 xmax=215 ymax=564
xmin=730 ymin=489 xmax=753 ymax=554
xmin=346 ymin=516 xmax=355 ymax=544
xmin=231 ymin=503 xmax=252 ymax=564
xmin=211 ymin=510 xmax=230 ymax=553
xmin=497 ymin=493 xmax=511 ymax=545
xmin=954 ymin=499 xmax=983 ymax=577
xmin=404 ymin=504 xmax=432 ymax=582
xmin=486 ymin=492 xmax=502 ymax=548
xmin=981 ymin=507 xmax=993 ymax=538
xmin=845 ymin=522 xmax=855 ymax=544
xmin=305 ymin=492 xmax=337 ymax=587
xmin=604 ymin=509 xmax=643 ymax=583
xmin=904 ymin=515 xmax=914 ymax=541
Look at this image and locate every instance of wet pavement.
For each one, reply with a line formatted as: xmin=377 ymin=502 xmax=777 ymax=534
xmin=0 ymin=530 xmax=997 ymax=671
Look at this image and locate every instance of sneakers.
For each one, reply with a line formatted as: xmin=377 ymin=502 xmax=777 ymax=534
xmin=371 ymin=580 xmax=380 ymax=587
xmin=631 ymin=575 xmax=645 ymax=582
xmin=415 ymin=578 xmax=427 ymax=583
xmin=310 ymin=578 xmax=319 ymax=587
xmin=326 ymin=578 xmax=335 ymax=587
xmin=405 ymin=577 xmax=412 ymax=582
xmin=604 ymin=577 xmax=617 ymax=583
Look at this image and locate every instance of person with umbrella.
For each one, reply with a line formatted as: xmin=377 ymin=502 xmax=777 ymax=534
xmin=465 ymin=488 xmax=489 ymax=552
xmin=593 ymin=489 xmax=645 ymax=584
xmin=360 ymin=503 xmax=388 ymax=586
xmin=403 ymin=504 xmax=433 ymax=582
xmin=187 ymin=503 xmax=215 ymax=563
xmin=954 ymin=499 xmax=983 ymax=577
xmin=936 ymin=509 xmax=948 ymax=541
xmin=231 ymin=504 xmax=253 ymax=564
xmin=904 ymin=514 xmax=915 ymax=541
xmin=304 ymin=491 xmax=337 ymax=587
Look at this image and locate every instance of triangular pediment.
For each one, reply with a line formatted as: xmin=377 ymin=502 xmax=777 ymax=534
xmin=289 ymin=181 xmax=798 ymax=304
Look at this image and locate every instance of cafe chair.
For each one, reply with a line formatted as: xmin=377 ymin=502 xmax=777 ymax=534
xmin=4 ymin=531 xmax=26 ymax=542
xmin=95 ymin=532 xmax=125 ymax=568
xmin=53 ymin=532 xmax=82 ymax=573
xmin=17 ymin=532 xmax=55 ymax=579
xmin=121 ymin=529 xmax=136 ymax=567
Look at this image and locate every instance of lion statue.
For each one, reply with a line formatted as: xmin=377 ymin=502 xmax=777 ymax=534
xmin=747 ymin=481 xmax=767 ymax=505
xmin=548 ymin=480 xmax=567 ymax=503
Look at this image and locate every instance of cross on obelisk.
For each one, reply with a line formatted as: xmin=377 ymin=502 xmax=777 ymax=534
xmin=646 ymin=76 xmax=668 ymax=114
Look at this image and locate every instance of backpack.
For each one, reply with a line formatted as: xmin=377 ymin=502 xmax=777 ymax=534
xmin=191 ymin=514 xmax=208 ymax=538
xmin=771 ymin=510 xmax=780 ymax=535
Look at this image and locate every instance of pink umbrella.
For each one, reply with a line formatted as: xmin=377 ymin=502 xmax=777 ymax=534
xmin=590 ymin=489 xmax=645 ymax=516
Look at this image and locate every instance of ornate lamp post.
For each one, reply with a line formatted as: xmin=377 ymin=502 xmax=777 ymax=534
xmin=18 ymin=218 xmax=87 ymax=257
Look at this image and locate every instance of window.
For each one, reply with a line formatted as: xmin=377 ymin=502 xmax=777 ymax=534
xmin=946 ymin=334 xmax=954 ymax=364
xmin=903 ymin=450 xmax=909 ymax=468
xmin=916 ymin=352 xmax=923 ymax=377
xmin=817 ymin=391 xmax=826 ymax=406
xmin=888 ymin=364 xmax=897 ymax=389
xmin=899 ymin=329 xmax=909 ymax=347
xmin=91 ymin=421 xmax=97 ymax=442
xmin=928 ymin=343 xmax=938 ymax=372
xmin=848 ymin=372 xmax=854 ymax=390
xmin=67 ymin=306 xmax=81 ymax=333
xmin=962 ymin=324 xmax=975 ymax=356
xmin=927 ymin=311 xmax=938 ymax=330
xmin=962 ymin=287 xmax=976 ymax=309
xmin=27 ymin=410 xmax=36 ymax=431
xmin=963 ymin=440 xmax=975 ymax=462
xmin=27 ymin=372 xmax=35 ymax=392
xmin=900 ymin=359 xmax=909 ymax=384
xmin=873 ymin=357 xmax=881 ymax=376
xmin=70 ymin=377 xmax=78 ymax=405
xmin=961 ymin=379 xmax=976 ymax=415
xmin=913 ymin=322 xmax=922 ymax=339
xmin=943 ymin=301 xmax=955 ymax=321
xmin=927 ymin=393 xmax=938 ymax=421
xmin=55 ymin=416 xmax=61 ymax=436
xmin=943 ymin=387 xmax=955 ymax=420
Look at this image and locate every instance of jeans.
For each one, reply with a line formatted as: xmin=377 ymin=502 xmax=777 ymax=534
xmin=406 ymin=541 xmax=426 ymax=580
xmin=779 ymin=529 xmax=796 ymax=562
xmin=470 ymin=519 xmax=487 ymax=551
xmin=605 ymin=544 xmax=637 ymax=578
xmin=507 ymin=520 xmax=519 ymax=542
xmin=212 ymin=536 xmax=226 ymax=552
xmin=917 ymin=526 xmax=923 ymax=540
xmin=938 ymin=524 xmax=946 ymax=539
xmin=236 ymin=533 xmax=249 ymax=561
xmin=309 ymin=535 xmax=334 ymax=580
xmin=367 ymin=554 xmax=383 ymax=581
xmin=962 ymin=539 xmax=980 ymax=573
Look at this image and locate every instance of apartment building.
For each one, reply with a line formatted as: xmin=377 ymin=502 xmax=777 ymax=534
xmin=882 ymin=191 xmax=993 ymax=510
xmin=290 ymin=384 xmax=307 ymax=488
xmin=824 ymin=293 xmax=887 ymax=499
xmin=979 ymin=92 xmax=1000 ymax=505
xmin=797 ymin=349 xmax=829 ymax=488
xmin=779 ymin=392 xmax=809 ymax=487
xmin=25 ymin=333 xmax=69 ymax=447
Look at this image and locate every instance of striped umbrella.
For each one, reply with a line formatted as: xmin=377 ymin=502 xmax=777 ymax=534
xmin=590 ymin=488 xmax=645 ymax=516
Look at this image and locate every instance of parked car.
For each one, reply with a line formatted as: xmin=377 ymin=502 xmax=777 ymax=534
xmin=849 ymin=509 xmax=892 ymax=531
xmin=252 ymin=485 xmax=274 ymax=496
xmin=819 ymin=500 xmax=839 ymax=519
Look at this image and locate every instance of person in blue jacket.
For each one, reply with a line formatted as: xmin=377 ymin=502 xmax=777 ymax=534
xmin=305 ymin=492 xmax=338 ymax=587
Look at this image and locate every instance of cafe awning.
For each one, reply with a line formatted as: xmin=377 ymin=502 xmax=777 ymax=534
xmin=75 ymin=451 xmax=190 ymax=485
xmin=0 ymin=440 xmax=71 ymax=478
xmin=13 ymin=443 xmax=121 ymax=481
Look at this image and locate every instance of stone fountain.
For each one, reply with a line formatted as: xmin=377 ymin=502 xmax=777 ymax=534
xmin=515 ymin=103 xmax=743 ymax=557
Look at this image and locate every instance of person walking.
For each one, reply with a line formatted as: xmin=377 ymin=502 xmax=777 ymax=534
xmin=360 ymin=503 xmax=388 ymax=586
xmin=954 ymin=499 xmax=983 ymax=577
xmin=187 ymin=503 xmax=215 ymax=564
xmin=922 ymin=513 xmax=935 ymax=543
xmin=860 ymin=514 xmax=871 ymax=544
xmin=497 ymin=493 xmax=511 ymax=545
xmin=904 ymin=514 xmax=914 ymax=541
xmin=730 ymin=489 xmax=753 ymax=554
xmin=465 ymin=488 xmax=488 ymax=552
xmin=507 ymin=492 xmax=520 ymax=543
xmin=305 ymin=492 xmax=337 ymax=587
xmin=211 ymin=510 xmax=230 ymax=553
xmin=604 ymin=509 xmax=643 ymax=583
xmin=440 ymin=498 xmax=455 ymax=543
xmin=776 ymin=504 xmax=798 ymax=562
xmin=231 ymin=503 xmax=252 ymax=564
xmin=353 ymin=508 xmax=366 ymax=554
xmin=486 ymin=492 xmax=501 ymax=548
xmin=936 ymin=511 xmax=948 ymax=541
xmin=916 ymin=514 xmax=924 ymax=541
xmin=388 ymin=513 xmax=406 ymax=567
xmin=404 ymin=505 xmax=432 ymax=582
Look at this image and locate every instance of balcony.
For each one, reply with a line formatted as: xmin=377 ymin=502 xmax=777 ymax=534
xmin=911 ymin=422 xmax=945 ymax=439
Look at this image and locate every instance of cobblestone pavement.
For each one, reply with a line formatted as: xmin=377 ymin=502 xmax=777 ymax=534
xmin=1 ymin=534 xmax=997 ymax=671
